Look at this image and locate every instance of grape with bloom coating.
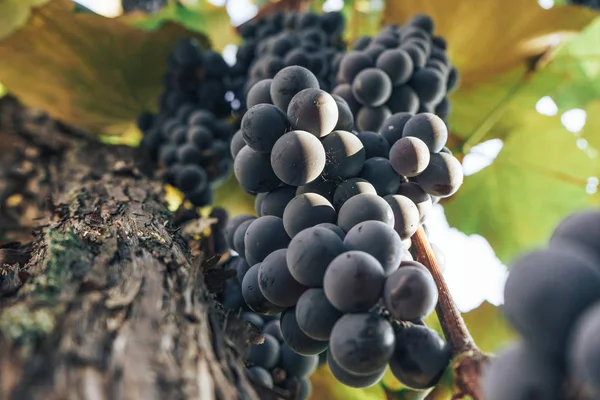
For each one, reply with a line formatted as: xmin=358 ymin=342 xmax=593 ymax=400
xmin=271 ymin=130 xmax=326 ymax=186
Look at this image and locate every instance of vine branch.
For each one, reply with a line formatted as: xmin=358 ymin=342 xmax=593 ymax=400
xmin=412 ymin=226 xmax=488 ymax=400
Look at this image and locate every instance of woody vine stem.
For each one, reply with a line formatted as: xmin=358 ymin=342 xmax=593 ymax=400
xmin=412 ymin=226 xmax=488 ymax=400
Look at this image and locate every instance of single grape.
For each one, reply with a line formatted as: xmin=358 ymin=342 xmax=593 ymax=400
xmin=383 ymin=265 xmax=437 ymax=320
xmin=159 ymin=144 xmax=178 ymax=167
xmin=187 ymin=125 xmax=213 ymax=150
xmin=383 ymin=195 xmax=420 ymax=240
xmin=226 ymin=215 xmax=256 ymax=250
xmin=222 ymin=279 xmax=245 ymax=311
xmin=324 ymin=250 xmax=386 ymax=312
xmin=242 ymin=264 xmax=286 ymax=315
xmin=402 ymin=113 xmax=448 ymax=153
xmin=332 ymin=95 xmax=354 ymax=132
xmin=246 ymin=79 xmax=273 ymax=108
xmin=258 ymin=249 xmax=307 ymax=307
xmin=482 ymin=342 xmax=561 ymax=400
xmin=321 ymin=130 xmax=366 ymax=180
xmin=284 ymin=49 xmax=311 ymax=68
xmin=247 ymin=333 xmax=281 ymax=369
xmin=376 ymin=49 xmax=414 ymax=85
xmin=244 ymin=216 xmax=291 ymax=265
xmin=338 ymin=51 xmax=373 ymax=83
xmin=337 ymin=193 xmax=395 ymax=233
xmin=568 ymin=301 xmax=600 ymax=396
xmin=236 ymin=258 xmax=252 ymax=284
xmin=435 ymin=97 xmax=451 ymax=120
xmin=413 ymin=153 xmax=463 ymax=197
xmin=287 ymin=226 xmax=346 ymax=287
xmin=332 ymin=178 xmax=377 ymax=210
xmin=380 ymin=112 xmax=413 ymax=147
xmin=550 ymin=209 xmax=600 ymax=264
xmin=356 ymin=105 xmax=392 ymax=132
xmin=264 ymin=319 xmax=284 ymax=342
xmin=400 ymin=43 xmax=427 ymax=69
xmin=356 ymin=131 xmax=391 ymax=159
xmin=270 ymin=130 xmax=326 ymax=187
xmin=241 ymin=104 xmax=289 ymax=153
xmin=352 ymin=36 xmax=372 ymax=51
xmin=359 ymin=157 xmax=401 ymax=196
xmin=280 ymin=308 xmax=329 ymax=356
xmin=363 ymin=44 xmax=386 ymax=62
xmin=313 ymin=223 xmax=345 ymax=240
xmin=396 ymin=182 xmax=432 ymax=221
xmin=287 ymin=88 xmax=338 ymax=138
xmin=282 ymin=193 xmax=337 ymax=238
xmin=327 ymin=349 xmax=386 ymax=388
xmin=247 ymin=366 xmax=274 ymax=388
xmin=329 ymin=313 xmax=395 ymax=375
xmin=176 ymin=164 xmax=208 ymax=193
xmin=234 ymin=146 xmax=281 ymax=194
xmin=389 ymin=325 xmax=451 ymax=389
xmin=295 ymin=288 xmax=344 ymax=340
xmin=260 ymin=186 xmax=297 ymax=218
xmin=296 ymin=176 xmax=337 ymax=203
xmin=504 ymin=248 xmax=600 ymax=360
xmin=230 ymin=129 xmax=246 ymax=158
xmin=177 ymin=143 xmax=202 ymax=165
xmin=447 ymin=67 xmax=459 ymax=92
xmin=343 ymin=220 xmax=403 ymax=275
xmin=296 ymin=379 xmax=312 ymax=400
xmin=270 ymin=66 xmax=320 ymax=111
xmin=408 ymin=13 xmax=434 ymax=34
xmin=352 ymin=68 xmax=393 ymax=108
xmin=233 ymin=219 xmax=255 ymax=256
xmin=332 ymin=83 xmax=361 ymax=115
xmin=279 ymin=343 xmax=320 ymax=378
xmin=389 ymin=136 xmax=431 ymax=177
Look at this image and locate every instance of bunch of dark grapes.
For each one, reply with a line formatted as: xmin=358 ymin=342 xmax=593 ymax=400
xmin=333 ymin=14 xmax=458 ymax=132
xmin=231 ymin=11 xmax=346 ymax=110
xmin=139 ymin=39 xmax=236 ymax=207
xmin=482 ymin=209 xmax=600 ymax=400
xmin=225 ymin=65 xmax=462 ymax=389
xmin=215 ymin=256 xmax=316 ymax=399
xmin=566 ymin=0 xmax=600 ymax=10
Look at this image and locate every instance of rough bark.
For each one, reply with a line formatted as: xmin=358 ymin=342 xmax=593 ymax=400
xmin=0 ymin=97 xmax=266 ymax=400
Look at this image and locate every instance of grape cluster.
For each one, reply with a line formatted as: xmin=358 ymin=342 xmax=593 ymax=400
xmin=231 ymin=11 xmax=346 ymax=109
xmin=482 ymin=209 xmax=600 ymax=400
xmin=225 ymin=66 xmax=460 ymax=389
xmin=139 ymin=39 xmax=236 ymax=207
xmin=215 ymin=256 xmax=316 ymax=399
xmin=333 ymin=14 xmax=458 ymax=132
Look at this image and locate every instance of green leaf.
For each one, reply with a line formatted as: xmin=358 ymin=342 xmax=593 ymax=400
xmin=382 ymin=0 xmax=596 ymax=87
xmin=0 ymin=0 xmax=208 ymax=136
xmin=446 ymin=110 xmax=597 ymax=263
xmin=127 ymin=2 xmax=237 ymax=51
xmin=462 ymin=302 xmax=515 ymax=354
xmin=444 ymin=19 xmax=600 ymax=263
xmin=0 ymin=0 xmax=50 ymax=40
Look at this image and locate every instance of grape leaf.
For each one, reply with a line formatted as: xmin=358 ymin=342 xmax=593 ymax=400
xmin=0 ymin=0 xmax=49 ymax=40
xmin=445 ymin=110 xmax=598 ymax=263
xmin=0 ymin=0 xmax=207 ymax=136
xmin=443 ymin=19 xmax=600 ymax=263
xmin=382 ymin=0 xmax=596 ymax=87
xmin=126 ymin=2 xmax=237 ymax=51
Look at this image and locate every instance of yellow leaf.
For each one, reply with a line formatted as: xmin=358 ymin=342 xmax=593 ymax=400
xmin=0 ymin=0 xmax=207 ymax=136
xmin=311 ymin=365 xmax=387 ymax=400
xmin=0 ymin=0 xmax=49 ymax=40
xmin=382 ymin=0 xmax=596 ymax=87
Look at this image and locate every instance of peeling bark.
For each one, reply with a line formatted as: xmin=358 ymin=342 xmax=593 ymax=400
xmin=0 ymin=97 xmax=265 ymax=400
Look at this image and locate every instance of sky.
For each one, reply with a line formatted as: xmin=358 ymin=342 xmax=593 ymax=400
xmin=72 ymin=0 xmax=593 ymax=312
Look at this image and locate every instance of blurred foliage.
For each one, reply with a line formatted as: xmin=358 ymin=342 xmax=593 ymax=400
xmin=1 ymin=0 xmax=600 ymax=399
xmin=0 ymin=0 xmax=208 ymax=135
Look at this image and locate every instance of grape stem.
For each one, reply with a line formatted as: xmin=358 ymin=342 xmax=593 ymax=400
xmin=412 ymin=226 xmax=488 ymax=400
